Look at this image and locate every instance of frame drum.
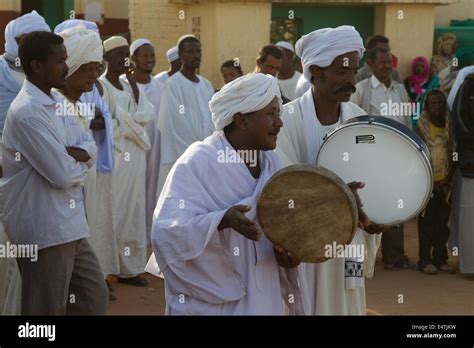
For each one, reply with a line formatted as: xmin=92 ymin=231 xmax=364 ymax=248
xmin=257 ymin=164 xmax=358 ymax=263
xmin=317 ymin=115 xmax=433 ymax=225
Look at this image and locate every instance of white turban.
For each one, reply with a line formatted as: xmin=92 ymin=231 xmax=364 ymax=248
xmin=295 ymin=25 xmax=365 ymax=82
xmin=130 ymin=38 xmax=153 ymax=56
xmin=58 ymin=24 xmax=103 ymax=78
xmin=4 ymin=10 xmax=50 ymax=57
xmin=166 ymin=45 xmax=179 ymax=62
xmin=276 ymin=41 xmax=294 ymax=53
xmin=103 ymin=36 xmax=128 ymax=54
xmin=209 ymin=74 xmax=282 ymax=131
xmin=54 ymin=19 xmax=98 ymax=34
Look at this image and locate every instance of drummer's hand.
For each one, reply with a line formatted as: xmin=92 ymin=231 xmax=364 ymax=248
xmin=273 ymin=245 xmax=301 ymax=268
xmin=218 ymin=205 xmax=261 ymax=241
xmin=347 ymin=181 xmax=370 ymax=229
xmin=365 ymin=222 xmax=390 ymax=234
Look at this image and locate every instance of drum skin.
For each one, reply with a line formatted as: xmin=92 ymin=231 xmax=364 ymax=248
xmin=317 ymin=115 xmax=433 ymax=225
xmin=257 ymin=164 xmax=358 ymax=263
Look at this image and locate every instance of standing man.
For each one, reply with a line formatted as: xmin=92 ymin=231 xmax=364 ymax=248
xmin=355 ymin=35 xmax=402 ymax=84
xmin=0 ymin=10 xmax=50 ymax=315
xmin=129 ymin=38 xmax=164 ymax=245
xmin=276 ymin=41 xmax=301 ymax=101
xmin=152 ymin=74 xmax=307 ymax=315
xmin=101 ymin=36 xmax=154 ymax=287
xmin=350 ymin=47 xmax=415 ymax=271
xmin=254 ymin=44 xmax=289 ymax=104
xmin=154 ymin=45 xmax=181 ymax=85
xmin=1 ymin=31 xmax=107 ymax=315
xmin=157 ymin=35 xmax=215 ymax=194
xmin=276 ymin=26 xmax=383 ymax=315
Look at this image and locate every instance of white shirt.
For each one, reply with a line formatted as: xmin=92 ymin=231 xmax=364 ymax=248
xmin=277 ymin=71 xmax=302 ymax=101
xmin=154 ymin=71 xmax=170 ymax=85
xmin=351 ymin=75 xmax=412 ymax=129
xmin=0 ymin=80 xmax=97 ymax=250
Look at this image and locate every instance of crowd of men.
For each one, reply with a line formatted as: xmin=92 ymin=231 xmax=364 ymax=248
xmin=0 ymin=11 xmax=472 ymax=316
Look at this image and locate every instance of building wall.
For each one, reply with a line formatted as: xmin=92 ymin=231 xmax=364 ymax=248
xmin=435 ymin=0 xmax=474 ymax=27
xmin=75 ymin=0 xmax=129 ymax=37
xmin=214 ymin=1 xmax=271 ymax=87
xmin=375 ymin=3 xmax=435 ymax=78
xmin=129 ymin=0 xmax=186 ymax=75
xmin=129 ymin=0 xmax=271 ymax=87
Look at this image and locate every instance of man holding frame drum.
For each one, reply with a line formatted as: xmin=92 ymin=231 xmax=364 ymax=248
xmin=276 ymin=26 xmax=387 ymax=315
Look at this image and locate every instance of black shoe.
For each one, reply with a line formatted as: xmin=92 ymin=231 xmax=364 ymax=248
xmin=109 ymin=293 xmax=118 ymax=301
xmin=117 ymin=275 xmax=149 ymax=287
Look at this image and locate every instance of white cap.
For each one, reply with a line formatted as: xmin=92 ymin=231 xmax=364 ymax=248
xmin=130 ymin=38 xmax=153 ymax=55
xmin=276 ymin=41 xmax=294 ymax=53
xmin=103 ymin=36 xmax=128 ymax=53
xmin=166 ymin=45 xmax=179 ymax=62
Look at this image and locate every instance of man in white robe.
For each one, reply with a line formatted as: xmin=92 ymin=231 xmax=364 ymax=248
xmin=154 ymin=45 xmax=181 ymax=85
xmin=152 ymin=73 xmax=307 ymax=315
xmin=276 ymin=41 xmax=302 ymax=101
xmin=129 ymin=38 xmax=164 ymax=245
xmin=0 ymin=11 xmax=50 ymax=315
xmin=101 ymin=36 xmax=154 ymax=287
xmin=157 ymin=35 xmax=215 ymax=195
xmin=276 ymin=26 xmax=382 ymax=315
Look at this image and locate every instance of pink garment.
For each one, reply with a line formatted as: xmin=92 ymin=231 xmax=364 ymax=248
xmin=407 ymin=56 xmax=430 ymax=95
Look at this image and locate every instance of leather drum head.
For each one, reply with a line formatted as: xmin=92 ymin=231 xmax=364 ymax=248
xmin=257 ymin=164 xmax=358 ymax=263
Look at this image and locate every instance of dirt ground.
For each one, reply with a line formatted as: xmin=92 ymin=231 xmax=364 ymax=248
xmin=106 ymin=218 xmax=474 ymax=315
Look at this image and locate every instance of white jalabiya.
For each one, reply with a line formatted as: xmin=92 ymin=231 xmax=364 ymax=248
xmin=132 ymin=76 xmax=164 ymax=246
xmin=277 ymin=71 xmax=302 ymax=101
xmin=276 ymin=88 xmax=381 ymax=315
xmin=152 ymin=131 xmax=307 ymax=315
xmin=294 ymin=74 xmax=312 ymax=99
xmin=92 ymin=79 xmax=126 ymax=277
xmin=447 ymin=66 xmax=474 ymax=110
xmin=100 ymin=75 xmax=152 ymax=277
xmin=0 ymin=223 xmax=21 ymax=315
xmin=157 ymin=71 xmax=214 ymax=195
xmin=154 ymin=71 xmax=170 ymax=85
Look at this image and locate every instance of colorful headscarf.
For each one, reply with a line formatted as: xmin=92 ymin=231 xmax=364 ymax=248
xmin=408 ymin=56 xmax=430 ymax=96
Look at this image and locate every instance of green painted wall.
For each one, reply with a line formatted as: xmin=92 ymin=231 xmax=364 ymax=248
xmin=272 ymin=5 xmax=374 ymax=44
xmin=22 ymin=0 xmax=75 ymax=30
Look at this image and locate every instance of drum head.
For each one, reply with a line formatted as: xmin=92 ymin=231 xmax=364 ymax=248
xmin=257 ymin=164 xmax=358 ymax=263
xmin=317 ymin=116 xmax=433 ymax=225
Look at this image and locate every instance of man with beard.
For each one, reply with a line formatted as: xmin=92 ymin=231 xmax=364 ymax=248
xmin=276 ymin=26 xmax=383 ymax=315
xmin=1 ymin=31 xmax=107 ymax=315
xmin=157 ymin=35 xmax=215 ymax=194
xmin=152 ymin=74 xmax=307 ymax=315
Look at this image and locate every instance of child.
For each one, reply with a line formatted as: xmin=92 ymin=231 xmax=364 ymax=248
xmin=416 ymin=89 xmax=456 ymax=274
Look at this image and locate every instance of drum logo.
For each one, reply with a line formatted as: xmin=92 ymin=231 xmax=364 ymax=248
xmin=355 ymin=135 xmax=375 ymax=144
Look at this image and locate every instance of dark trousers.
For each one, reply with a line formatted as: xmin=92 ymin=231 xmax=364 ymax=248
xmin=417 ymin=191 xmax=450 ymax=268
xmin=382 ymin=224 xmax=405 ymax=265
xmin=17 ymin=238 xmax=109 ymax=315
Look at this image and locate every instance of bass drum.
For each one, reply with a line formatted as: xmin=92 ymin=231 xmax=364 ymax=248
xmin=317 ymin=115 xmax=433 ymax=225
